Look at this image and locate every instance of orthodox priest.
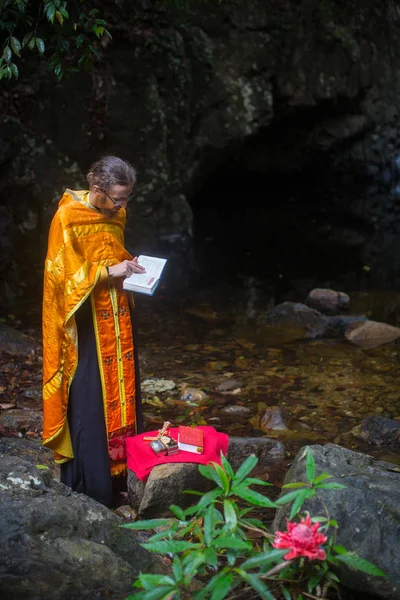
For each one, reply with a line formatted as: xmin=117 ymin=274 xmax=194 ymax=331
xmin=42 ymin=156 xmax=144 ymax=506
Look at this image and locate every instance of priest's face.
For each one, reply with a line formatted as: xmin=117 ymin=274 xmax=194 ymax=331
xmin=91 ymin=184 xmax=134 ymax=217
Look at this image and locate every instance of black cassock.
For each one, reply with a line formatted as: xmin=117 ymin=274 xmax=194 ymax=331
xmin=60 ymin=297 xmax=143 ymax=506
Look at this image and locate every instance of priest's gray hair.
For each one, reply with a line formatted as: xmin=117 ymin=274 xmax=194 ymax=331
xmin=87 ymin=156 xmax=137 ymax=191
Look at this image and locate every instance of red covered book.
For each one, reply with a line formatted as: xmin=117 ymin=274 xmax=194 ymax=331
xmin=178 ymin=426 xmax=204 ymax=454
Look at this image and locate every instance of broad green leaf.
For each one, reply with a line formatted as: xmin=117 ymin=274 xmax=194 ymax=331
xmin=10 ymin=63 xmax=18 ymax=78
xmin=328 ymin=519 xmax=338 ymax=528
xmin=240 ymin=477 xmax=272 ymax=487
xmin=3 ymin=46 xmax=11 ymax=62
xmin=220 ymin=453 xmax=235 ymax=479
xmin=182 ymin=504 xmax=200 ymax=517
xmin=223 ymin=500 xmax=237 ymax=530
xmin=233 ymin=454 xmax=258 ymax=485
xmin=59 ymin=6 xmax=69 ymax=18
xmin=289 ymin=488 xmax=315 ymax=519
xmin=143 ymin=540 xmax=201 ymax=554
xmin=210 ymin=535 xmax=251 ymax=550
xmin=197 ymin=488 xmax=222 ymax=509
xmin=10 ymin=37 xmax=21 ymax=57
xmin=305 ymin=447 xmax=316 ymax=483
xmin=226 ymin=549 xmax=238 ymax=566
xmin=55 ymin=11 xmax=64 ymax=25
xmin=332 ymin=545 xmax=348 ymax=555
xmin=276 ymin=489 xmax=309 ymax=505
xmin=203 ymin=547 xmax=218 ymax=569
xmin=282 ymin=482 xmax=307 ymax=489
xmin=212 ymin=462 xmax=230 ymax=494
xmin=240 ymin=516 xmax=266 ymax=529
xmin=76 ymin=33 xmax=84 ymax=48
xmin=22 ymin=32 xmax=34 ymax=48
xmin=199 ymin=464 xmax=222 ymax=485
xmin=126 ymin=585 xmax=175 ymax=600
xmin=310 ymin=516 xmax=328 ymax=523
xmin=46 ymin=5 xmax=56 ymax=24
xmin=312 ymin=473 xmax=332 ymax=484
xmin=121 ymin=518 xmax=173 ymax=530
xmin=204 ymin=504 xmax=217 ymax=545
xmin=210 ymin=572 xmax=233 ymax=600
xmin=335 ymin=553 xmax=386 ymax=577
xmin=36 ymin=38 xmax=45 ymax=54
xmin=146 ymin=529 xmax=175 ymax=543
xmin=182 ymin=551 xmax=206 ymax=577
xmin=169 ymin=505 xmax=185 ymax=520
xmin=236 ymin=569 xmax=275 ymax=600
xmin=315 ymin=482 xmax=347 ymax=490
xmin=28 ymin=36 xmax=36 ymax=50
xmin=193 ymin=569 xmax=231 ymax=600
xmin=240 ymin=549 xmax=286 ymax=570
xmin=172 ymin=556 xmax=183 ymax=582
xmin=306 ymin=565 xmax=326 ymax=592
xmin=326 ymin=571 xmax=340 ymax=583
xmin=139 ymin=574 xmax=175 ymax=589
xmin=280 ymin=584 xmax=292 ymax=600
xmin=234 ymin=485 xmax=277 ymax=508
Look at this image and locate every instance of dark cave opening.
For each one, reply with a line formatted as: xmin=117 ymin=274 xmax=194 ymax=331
xmin=189 ymin=162 xmax=372 ymax=303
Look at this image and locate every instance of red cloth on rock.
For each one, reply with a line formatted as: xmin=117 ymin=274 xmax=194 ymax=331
xmin=126 ymin=426 xmax=229 ymax=482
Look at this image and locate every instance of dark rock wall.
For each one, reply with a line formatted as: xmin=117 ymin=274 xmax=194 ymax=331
xmin=1 ymin=0 xmax=400 ymax=309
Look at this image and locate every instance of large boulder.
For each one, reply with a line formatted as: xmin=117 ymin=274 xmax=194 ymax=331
xmin=273 ymin=444 xmax=400 ymax=600
xmin=0 ymin=454 xmax=169 ymax=600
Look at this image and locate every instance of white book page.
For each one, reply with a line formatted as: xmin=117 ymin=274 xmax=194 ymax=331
xmin=124 ymin=255 xmax=167 ymax=289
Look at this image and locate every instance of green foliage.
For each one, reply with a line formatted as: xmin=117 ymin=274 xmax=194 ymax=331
xmin=0 ymin=0 xmax=111 ymax=81
xmin=122 ymin=448 xmax=386 ymax=599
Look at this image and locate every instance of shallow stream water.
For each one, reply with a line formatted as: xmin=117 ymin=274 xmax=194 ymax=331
xmin=134 ymin=287 xmax=400 ymax=474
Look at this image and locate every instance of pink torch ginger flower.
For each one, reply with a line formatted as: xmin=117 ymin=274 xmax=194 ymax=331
xmin=273 ymin=515 xmax=327 ymax=561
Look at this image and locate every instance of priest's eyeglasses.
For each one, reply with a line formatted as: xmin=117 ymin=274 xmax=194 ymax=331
xmin=102 ymin=189 xmax=135 ymax=207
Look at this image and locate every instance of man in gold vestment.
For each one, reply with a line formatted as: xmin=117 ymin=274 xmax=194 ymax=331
xmin=42 ymin=156 xmax=144 ymax=506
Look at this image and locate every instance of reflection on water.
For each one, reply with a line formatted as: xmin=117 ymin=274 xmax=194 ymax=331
xmin=135 ymin=290 xmax=400 ymax=464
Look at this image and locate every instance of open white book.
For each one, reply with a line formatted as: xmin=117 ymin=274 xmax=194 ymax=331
xmin=123 ymin=255 xmax=167 ymax=296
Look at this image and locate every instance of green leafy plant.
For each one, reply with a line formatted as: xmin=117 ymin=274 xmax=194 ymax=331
xmin=122 ymin=448 xmax=386 ymax=600
xmin=0 ymin=0 xmax=111 ymax=81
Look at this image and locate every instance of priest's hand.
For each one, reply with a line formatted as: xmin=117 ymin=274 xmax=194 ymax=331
xmin=108 ymin=258 xmax=146 ymax=279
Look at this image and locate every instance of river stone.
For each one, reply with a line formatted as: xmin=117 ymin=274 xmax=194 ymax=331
xmin=357 ymin=416 xmax=400 ymax=448
xmin=322 ymin=315 xmax=369 ymax=338
xmin=305 ymin=288 xmax=350 ymax=314
xmin=128 ymin=436 xmax=285 ymax=518
xmin=257 ymin=302 xmax=328 ymax=339
xmin=273 ymin=444 xmax=400 ymax=600
xmin=216 ymin=379 xmax=243 ymax=393
xmin=259 ymin=406 xmax=287 ymax=431
xmin=344 ymin=320 xmax=400 ymax=348
xmin=0 ymin=455 xmax=169 ymax=600
xmin=141 ymin=378 xmax=176 ymax=394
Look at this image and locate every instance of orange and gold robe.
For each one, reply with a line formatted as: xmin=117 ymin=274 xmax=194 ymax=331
xmin=42 ymin=189 xmax=138 ymax=476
